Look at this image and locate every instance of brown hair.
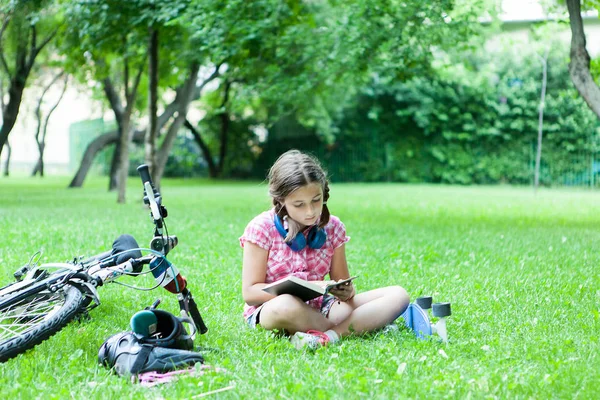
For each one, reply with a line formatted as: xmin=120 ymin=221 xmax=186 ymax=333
xmin=267 ymin=149 xmax=330 ymax=242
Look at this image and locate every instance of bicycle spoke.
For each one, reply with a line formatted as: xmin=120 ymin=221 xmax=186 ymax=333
xmin=0 ymin=291 xmax=66 ymax=341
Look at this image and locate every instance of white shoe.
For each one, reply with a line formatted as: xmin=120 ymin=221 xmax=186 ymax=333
xmin=290 ymin=330 xmax=331 ymax=350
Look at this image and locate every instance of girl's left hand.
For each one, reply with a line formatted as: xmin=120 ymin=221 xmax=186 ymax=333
xmin=329 ymin=281 xmax=355 ymax=302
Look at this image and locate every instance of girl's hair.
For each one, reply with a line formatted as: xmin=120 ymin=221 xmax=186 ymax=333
xmin=267 ymin=149 xmax=331 ymax=242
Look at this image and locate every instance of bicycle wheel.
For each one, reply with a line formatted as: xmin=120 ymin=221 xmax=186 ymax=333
xmin=0 ymin=283 xmax=85 ymax=362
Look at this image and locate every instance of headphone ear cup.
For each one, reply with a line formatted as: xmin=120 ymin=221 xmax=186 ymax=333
xmin=273 ymin=214 xmax=306 ymax=252
xmin=290 ymin=233 xmax=306 ymax=252
xmin=307 ymin=226 xmax=327 ymax=249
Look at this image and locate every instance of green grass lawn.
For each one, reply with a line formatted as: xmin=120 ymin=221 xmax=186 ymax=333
xmin=0 ymin=177 xmax=599 ymax=399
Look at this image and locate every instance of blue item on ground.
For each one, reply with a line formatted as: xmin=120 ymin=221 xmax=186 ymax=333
xmin=402 ymin=303 xmax=432 ymax=339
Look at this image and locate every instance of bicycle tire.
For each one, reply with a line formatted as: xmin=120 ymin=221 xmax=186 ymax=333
xmin=0 ymin=283 xmax=85 ymax=362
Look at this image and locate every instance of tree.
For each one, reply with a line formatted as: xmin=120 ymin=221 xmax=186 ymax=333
xmin=32 ymin=71 xmax=68 ymax=177
xmin=64 ymin=0 xmax=488 ymax=186
xmin=0 ymin=0 xmax=59 ymax=162
xmin=62 ymin=0 xmax=217 ymax=194
xmin=0 ymin=60 xmax=9 ymax=176
xmin=145 ymin=22 xmax=159 ymax=182
xmin=62 ymin=1 xmax=155 ymax=202
xmin=566 ymin=0 xmax=600 ymax=118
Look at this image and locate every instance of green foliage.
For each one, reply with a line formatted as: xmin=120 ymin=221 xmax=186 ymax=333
xmin=0 ymin=179 xmax=599 ymax=398
xmin=123 ymin=134 xmax=207 ymax=178
xmin=59 ymin=0 xmax=195 ymax=112
xmin=257 ymin=33 xmax=599 ymax=185
xmin=0 ymin=0 xmax=61 ymax=85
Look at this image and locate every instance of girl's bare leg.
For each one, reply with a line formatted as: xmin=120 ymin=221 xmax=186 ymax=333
xmin=328 ymin=286 xmax=409 ymax=337
xmin=258 ymin=294 xmax=335 ymax=334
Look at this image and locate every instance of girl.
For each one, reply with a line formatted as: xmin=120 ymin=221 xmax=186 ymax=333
xmin=240 ymin=150 xmax=409 ymax=349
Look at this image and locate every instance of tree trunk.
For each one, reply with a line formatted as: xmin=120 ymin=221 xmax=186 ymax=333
xmin=101 ymin=75 xmax=124 ymax=192
xmin=146 ymin=26 xmax=159 ymax=182
xmin=117 ymin=115 xmax=132 ymax=203
xmin=38 ymin=76 xmax=68 ymax=177
xmin=0 ymin=67 xmax=27 ymax=159
xmin=32 ymin=144 xmax=45 ymax=176
xmin=566 ymin=0 xmax=600 ymax=118
xmin=69 ymin=129 xmax=147 ymax=188
xmin=0 ymin=20 xmax=57 ymax=160
xmin=154 ymin=64 xmax=201 ymax=188
xmin=184 ymin=119 xmax=218 ymax=178
xmin=116 ymin=66 xmax=144 ymax=203
xmin=108 ymin=142 xmax=121 ymax=190
xmin=217 ymin=81 xmax=232 ymax=176
xmin=32 ymin=71 xmax=66 ymax=177
xmin=68 ymin=67 xmax=219 ymax=188
xmin=32 ymin=78 xmax=45 ymax=177
xmin=69 ymin=108 xmax=174 ymax=188
xmin=2 ymin=143 xmax=10 ymax=176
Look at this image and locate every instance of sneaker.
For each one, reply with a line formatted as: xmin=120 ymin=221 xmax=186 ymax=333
xmin=290 ymin=330 xmax=330 ymax=350
xmin=382 ymin=324 xmax=399 ymax=334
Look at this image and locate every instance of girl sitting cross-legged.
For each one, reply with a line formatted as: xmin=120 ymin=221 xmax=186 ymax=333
xmin=239 ymin=149 xmax=410 ymax=349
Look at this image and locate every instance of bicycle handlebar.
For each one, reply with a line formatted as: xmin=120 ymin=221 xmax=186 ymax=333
xmin=136 ymin=164 xmax=207 ymax=334
xmin=137 ymin=164 xmax=160 ymax=201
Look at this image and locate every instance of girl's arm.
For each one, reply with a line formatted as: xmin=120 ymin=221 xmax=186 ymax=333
xmin=328 ymin=244 xmax=355 ymax=301
xmin=242 ymin=242 xmax=277 ymax=306
xmin=329 ymin=243 xmax=350 ymax=281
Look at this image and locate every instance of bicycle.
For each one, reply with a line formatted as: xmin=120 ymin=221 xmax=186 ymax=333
xmin=0 ymin=165 xmax=208 ymax=363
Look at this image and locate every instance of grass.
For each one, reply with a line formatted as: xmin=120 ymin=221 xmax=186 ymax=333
xmin=0 ymin=177 xmax=599 ymax=399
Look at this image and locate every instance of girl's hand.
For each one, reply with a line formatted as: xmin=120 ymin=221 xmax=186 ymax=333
xmin=328 ymin=281 xmax=355 ymax=302
xmin=314 ymin=280 xmax=337 ymax=289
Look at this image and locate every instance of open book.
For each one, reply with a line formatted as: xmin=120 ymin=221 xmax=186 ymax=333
xmin=262 ymin=275 xmax=358 ymax=302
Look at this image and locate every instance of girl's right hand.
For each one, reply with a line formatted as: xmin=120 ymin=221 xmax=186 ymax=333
xmin=328 ymin=281 xmax=355 ymax=301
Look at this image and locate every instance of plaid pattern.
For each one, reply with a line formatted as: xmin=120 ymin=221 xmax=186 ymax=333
xmin=240 ymin=209 xmax=350 ymax=319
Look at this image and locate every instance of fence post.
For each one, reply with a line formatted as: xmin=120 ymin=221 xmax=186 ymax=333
xmin=592 ymin=149 xmax=596 ymax=189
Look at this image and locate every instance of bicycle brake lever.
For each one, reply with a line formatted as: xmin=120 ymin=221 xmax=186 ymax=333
xmin=177 ymin=289 xmax=208 ymax=335
xmin=146 ymin=299 xmax=161 ymax=310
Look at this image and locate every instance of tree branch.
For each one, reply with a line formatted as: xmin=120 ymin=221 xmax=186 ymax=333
xmin=126 ymin=63 xmax=144 ymax=108
xmin=0 ymin=13 xmax=10 ymax=41
xmin=195 ymin=63 xmax=222 ymax=97
xmin=217 ymin=80 xmax=232 ymax=174
xmin=566 ymin=0 xmax=600 ymax=118
xmin=102 ymin=76 xmax=125 ymax=127
xmin=0 ymin=50 xmax=9 ymax=80
xmin=30 ymin=28 xmax=58 ymax=69
xmin=0 ymin=15 xmax=11 ymax=80
xmin=184 ymin=119 xmax=218 ymax=177
xmin=124 ymin=35 xmax=130 ymax=100
xmin=0 ymin=74 xmax=5 ymax=112
xmin=29 ymin=24 xmax=37 ymax=66
xmin=42 ymin=75 xmax=68 ymax=142
xmin=34 ymin=72 xmax=64 ymax=143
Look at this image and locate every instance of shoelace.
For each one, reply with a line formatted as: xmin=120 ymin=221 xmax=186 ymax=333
xmin=305 ymin=330 xmax=330 ymax=346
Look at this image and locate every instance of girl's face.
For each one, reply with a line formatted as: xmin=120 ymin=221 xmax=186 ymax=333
xmin=283 ymin=183 xmax=324 ymax=228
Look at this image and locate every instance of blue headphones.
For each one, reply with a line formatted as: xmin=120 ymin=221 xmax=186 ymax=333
xmin=273 ymin=214 xmax=326 ymax=252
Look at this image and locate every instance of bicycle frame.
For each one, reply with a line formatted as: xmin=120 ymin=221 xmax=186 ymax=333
xmin=0 ymin=164 xmax=207 ymax=335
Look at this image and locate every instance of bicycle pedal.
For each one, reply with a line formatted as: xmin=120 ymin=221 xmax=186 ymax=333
xmin=74 ymin=310 xmax=92 ymax=323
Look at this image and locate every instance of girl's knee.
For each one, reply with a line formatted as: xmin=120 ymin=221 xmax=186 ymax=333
xmin=388 ymin=285 xmax=410 ymax=310
xmin=261 ymin=294 xmax=305 ymax=324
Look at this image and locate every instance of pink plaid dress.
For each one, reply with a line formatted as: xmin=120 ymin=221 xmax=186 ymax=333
xmin=239 ymin=209 xmax=350 ymax=319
